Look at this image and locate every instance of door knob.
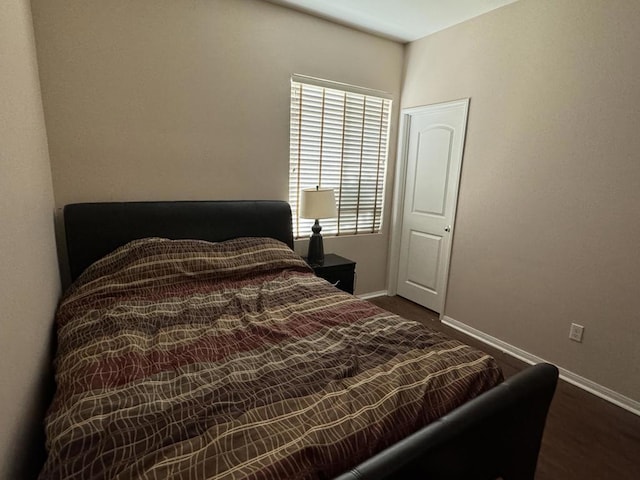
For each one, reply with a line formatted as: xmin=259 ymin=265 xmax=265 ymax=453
xmin=444 ymin=225 xmax=451 ymax=232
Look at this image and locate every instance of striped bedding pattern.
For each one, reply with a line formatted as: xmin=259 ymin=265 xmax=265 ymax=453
xmin=40 ymin=237 xmax=502 ymax=479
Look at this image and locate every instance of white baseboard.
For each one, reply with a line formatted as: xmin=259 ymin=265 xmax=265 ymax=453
xmin=357 ymin=290 xmax=388 ymax=300
xmin=442 ymin=315 xmax=640 ymax=417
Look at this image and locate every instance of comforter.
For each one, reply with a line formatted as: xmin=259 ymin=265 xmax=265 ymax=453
xmin=40 ymin=237 xmax=502 ymax=479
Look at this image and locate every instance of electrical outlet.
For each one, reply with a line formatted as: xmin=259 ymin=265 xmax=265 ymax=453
xmin=569 ymin=323 xmax=584 ymax=343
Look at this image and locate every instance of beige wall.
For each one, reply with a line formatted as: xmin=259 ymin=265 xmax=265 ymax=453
xmin=402 ymin=0 xmax=640 ymax=401
xmin=0 ymin=1 xmax=61 ymax=478
xmin=31 ymin=0 xmax=404 ymax=294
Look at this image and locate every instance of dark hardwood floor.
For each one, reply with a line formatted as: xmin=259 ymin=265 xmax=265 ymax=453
xmin=368 ymin=295 xmax=640 ymax=480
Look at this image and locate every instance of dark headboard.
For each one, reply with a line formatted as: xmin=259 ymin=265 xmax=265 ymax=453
xmin=64 ymin=200 xmax=294 ymax=281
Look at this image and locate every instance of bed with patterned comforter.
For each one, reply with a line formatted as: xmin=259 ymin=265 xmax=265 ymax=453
xmin=40 ymin=237 xmax=502 ymax=479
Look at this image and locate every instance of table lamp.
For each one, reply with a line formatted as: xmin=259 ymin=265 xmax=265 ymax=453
xmin=300 ymin=186 xmax=337 ymax=266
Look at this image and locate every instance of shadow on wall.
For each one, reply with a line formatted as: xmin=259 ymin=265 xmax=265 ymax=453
xmin=10 ymin=320 xmax=58 ymax=479
xmin=7 ymin=211 xmax=65 ymax=478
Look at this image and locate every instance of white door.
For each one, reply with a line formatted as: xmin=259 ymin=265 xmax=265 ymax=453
xmin=395 ymin=99 xmax=469 ymax=313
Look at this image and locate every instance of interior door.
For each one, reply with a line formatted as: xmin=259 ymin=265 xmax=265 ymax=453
xmin=396 ymin=99 xmax=469 ymax=313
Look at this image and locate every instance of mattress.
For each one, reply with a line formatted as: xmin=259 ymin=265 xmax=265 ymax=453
xmin=40 ymin=237 xmax=502 ymax=479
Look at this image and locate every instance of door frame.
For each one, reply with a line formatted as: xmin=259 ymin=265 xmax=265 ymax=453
xmin=387 ymin=98 xmax=470 ymax=317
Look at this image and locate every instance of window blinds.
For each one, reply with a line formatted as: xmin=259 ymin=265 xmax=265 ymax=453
xmin=289 ymin=77 xmax=392 ymax=238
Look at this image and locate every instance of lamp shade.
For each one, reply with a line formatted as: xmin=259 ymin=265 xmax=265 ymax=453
xmin=300 ymin=187 xmax=337 ymax=219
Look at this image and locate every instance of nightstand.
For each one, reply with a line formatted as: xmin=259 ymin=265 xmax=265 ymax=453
xmin=305 ymin=254 xmax=356 ymax=294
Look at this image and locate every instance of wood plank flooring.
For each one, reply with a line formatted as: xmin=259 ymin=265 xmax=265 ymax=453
xmin=368 ymin=295 xmax=640 ymax=480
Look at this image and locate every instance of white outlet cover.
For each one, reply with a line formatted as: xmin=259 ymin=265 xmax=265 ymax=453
xmin=569 ymin=323 xmax=584 ymax=343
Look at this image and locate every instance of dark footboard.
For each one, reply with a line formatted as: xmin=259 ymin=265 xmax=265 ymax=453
xmin=335 ymin=362 xmax=558 ymax=480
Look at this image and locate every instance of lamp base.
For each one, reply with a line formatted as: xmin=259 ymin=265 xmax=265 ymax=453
xmin=307 ymin=219 xmax=324 ymax=266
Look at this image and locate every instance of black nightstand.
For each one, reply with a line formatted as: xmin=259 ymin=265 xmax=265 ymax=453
xmin=305 ymin=254 xmax=356 ymax=294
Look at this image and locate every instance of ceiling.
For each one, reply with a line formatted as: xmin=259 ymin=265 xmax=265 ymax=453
xmin=265 ymin=0 xmax=519 ymax=43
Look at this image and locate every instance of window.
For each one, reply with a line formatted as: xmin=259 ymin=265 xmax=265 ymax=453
xmin=288 ymin=75 xmax=392 ymax=238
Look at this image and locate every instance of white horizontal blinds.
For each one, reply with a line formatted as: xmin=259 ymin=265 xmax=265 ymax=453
xmin=289 ymin=78 xmax=392 ymax=238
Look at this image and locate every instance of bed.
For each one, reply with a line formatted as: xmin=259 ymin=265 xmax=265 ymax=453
xmin=40 ymin=200 xmax=558 ymax=480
